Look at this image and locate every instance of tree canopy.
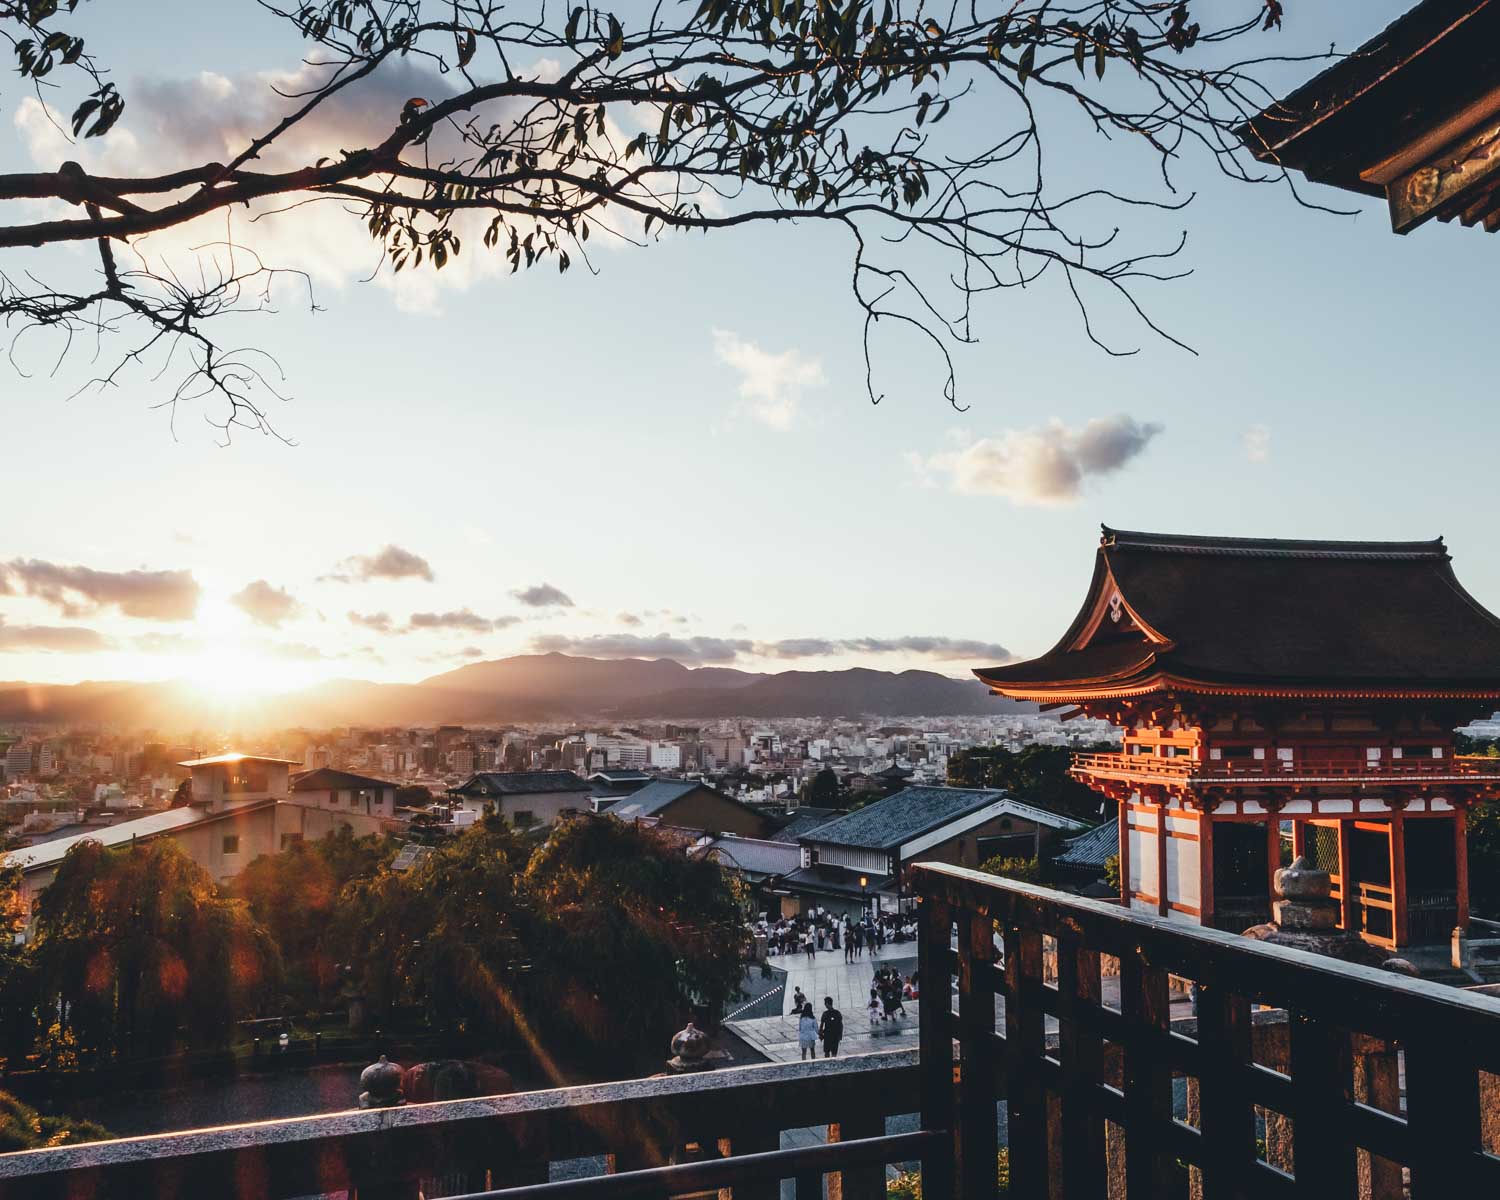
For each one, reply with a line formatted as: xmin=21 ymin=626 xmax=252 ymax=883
xmin=31 ymin=839 xmax=280 ymax=1057
xmin=948 ymin=743 xmax=1108 ymax=822
xmin=0 ymin=0 xmax=1312 ymax=438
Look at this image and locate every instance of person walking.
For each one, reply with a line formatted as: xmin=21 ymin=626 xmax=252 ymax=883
xmin=819 ymin=996 xmax=843 ymax=1057
xmin=843 ymin=923 xmax=854 ymax=963
xmin=798 ymin=1003 xmax=819 ymax=1060
xmin=804 ymin=930 xmax=816 ymax=962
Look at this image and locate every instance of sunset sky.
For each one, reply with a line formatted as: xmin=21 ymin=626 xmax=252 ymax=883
xmin=5 ymin=1 xmax=1498 ymax=691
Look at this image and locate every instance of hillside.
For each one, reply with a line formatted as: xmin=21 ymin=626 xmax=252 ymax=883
xmin=0 ymin=654 xmax=1034 ymax=730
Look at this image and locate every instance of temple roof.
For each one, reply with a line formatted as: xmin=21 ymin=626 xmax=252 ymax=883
xmin=1237 ymin=0 xmax=1500 ymax=233
xmin=975 ymin=527 xmax=1500 ymax=701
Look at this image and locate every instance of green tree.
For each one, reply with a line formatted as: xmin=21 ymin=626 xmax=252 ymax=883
xmin=0 ymin=861 xmax=38 ymax=1068
xmin=799 ymin=768 xmax=841 ymax=807
xmin=525 ymin=818 xmax=749 ymax=1064
xmin=0 ymin=1089 xmax=107 ymax=1153
xmin=234 ymin=827 xmax=395 ymax=1011
xmin=32 ymin=840 xmax=279 ymax=1058
xmin=979 ymin=855 xmax=1045 ymax=885
xmin=948 ymin=745 xmax=1109 ymax=823
xmin=1468 ymin=802 xmax=1500 ymax=920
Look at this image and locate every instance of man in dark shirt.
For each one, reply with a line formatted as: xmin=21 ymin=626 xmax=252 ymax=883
xmin=819 ymin=996 xmax=843 ymax=1057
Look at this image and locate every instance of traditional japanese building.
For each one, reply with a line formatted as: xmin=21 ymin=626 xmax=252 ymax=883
xmin=975 ymin=528 xmax=1500 ymax=949
xmin=1239 ymin=0 xmax=1500 ymax=235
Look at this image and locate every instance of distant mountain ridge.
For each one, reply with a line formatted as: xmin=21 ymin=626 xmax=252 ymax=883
xmin=0 ymin=653 xmax=1033 ymax=730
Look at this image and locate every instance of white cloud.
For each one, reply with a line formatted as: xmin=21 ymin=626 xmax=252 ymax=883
xmin=913 ymin=414 xmax=1163 ymax=506
xmin=712 ymin=329 xmax=826 ymax=430
xmin=1244 ymin=424 xmax=1271 ymax=464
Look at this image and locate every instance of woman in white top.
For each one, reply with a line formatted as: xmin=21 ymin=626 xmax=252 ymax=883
xmin=798 ymin=1003 xmax=818 ymax=1060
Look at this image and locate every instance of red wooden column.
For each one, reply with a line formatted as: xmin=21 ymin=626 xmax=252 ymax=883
xmin=1390 ymin=815 xmax=1409 ymax=948
xmin=1455 ymin=805 xmax=1470 ymax=931
xmin=1116 ymin=797 xmax=1131 ymax=907
xmin=1156 ymin=801 xmax=1170 ymax=918
xmin=1198 ymin=808 xmax=1215 ymax=929
xmin=1266 ymin=813 xmax=1282 ymax=905
xmin=1337 ymin=820 xmax=1357 ymax=933
xmin=1291 ymin=819 xmax=1307 ymax=861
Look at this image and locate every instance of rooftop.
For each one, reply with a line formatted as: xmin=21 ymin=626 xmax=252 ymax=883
xmin=801 ymin=786 xmax=1005 ymax=851
xmin=3 ymin=801 xmax=276 ymax=874
xmin=177 ymin=753 xmax=301 ymax=768
xmin=290 ymin=768 xmax=395 ymax=792
xmin=977 ymin=525 xmax=1500 ymax=701
xmin=450 ymin=770 xmax=592 ymax=796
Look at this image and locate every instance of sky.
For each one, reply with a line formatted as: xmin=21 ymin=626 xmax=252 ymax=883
xmin=4 ymin=1 xmax=1497 ymax=693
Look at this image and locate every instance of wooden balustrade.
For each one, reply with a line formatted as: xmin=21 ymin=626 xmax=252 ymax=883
xmin=910 ymin=862 xmax=1500 ymax=1199
xmin=6 ymin=869 xmax=1500 ymax=1199
xmin=1070 ymin=751 xmax=1500 ymax=786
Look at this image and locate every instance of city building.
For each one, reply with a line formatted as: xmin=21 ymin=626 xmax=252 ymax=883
xmin=289 ymin=767 xmax=399 ymax=821
xmin=608 ymin=779 xmax=771 ymax=838
xmin=775 ymin=785 xmax=1085 ymax=917
xmin=446 ymin=769 xmax=593 ymax=829
xmin=976 ymin=527 xmax=1500 ymax=948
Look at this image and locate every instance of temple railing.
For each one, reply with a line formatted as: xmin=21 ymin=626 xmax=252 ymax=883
xmin=6 ymin=868 xmax=1500 ymax=1198
xmin=1071 ymin=750 xmax=1500 ymax=788
xmin=911 ymin=862 xmax=1500 ymax=1198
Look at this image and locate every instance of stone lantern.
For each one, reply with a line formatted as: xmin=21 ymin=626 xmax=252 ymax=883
xmin=359 ymin=1055 xmax=406 ymax=1108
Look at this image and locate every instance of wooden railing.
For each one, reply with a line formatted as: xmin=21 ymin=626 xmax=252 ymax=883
xmin=1071 ymin=750 xmax=1500 ymax=786
xmin=0 ymin=1050 xmax=930 ymax=1200
xmin=6 ymin=870 xmax=1500 ymax=1198
xmin=910 ymin=862 xmax=1500 ymax=1198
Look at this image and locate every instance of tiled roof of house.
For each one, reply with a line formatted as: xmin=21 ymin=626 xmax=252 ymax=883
xmin=4 ymin=800 xmax=277 ymax=873
xmin=1053 ymin=818 xmax=1118 ymax=869
xmin=767 ymin=807 xmax=843 ymax=844
xmin=451 ymin=771 xmax=591 ymax=796
xmin=609 ymin=779 xmax=705 ymax=820
xmin=291 ymin=768 xmax=394 ymax=792
xmin=801 ymin=787 xmax=1005 ymax=851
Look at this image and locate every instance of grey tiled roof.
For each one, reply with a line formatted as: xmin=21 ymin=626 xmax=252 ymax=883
xmin=610 ymin=779 xmax=704 ymax=819
xmin=700 ymin=836 xmax=800 ymax=878
xmin=1053 ymin=817 xmax=1118 ymax=868
xmin=452 ymin=771 xmax=591 ymax=796
xmin=768 ymin=807 xmax=843 ymax=844
xmin=801 ymin=786 xmax=1005 ymax=851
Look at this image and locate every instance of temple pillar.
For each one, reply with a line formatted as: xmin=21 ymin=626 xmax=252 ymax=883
xmin=1156 ymin=802 xmax=1169 ymax=918
xmin=1117 ymin=801 xmax=1131 ymax=906
xmin=1455 ymin=807 xmax=1471 ymax=931
xmin=1390 ymin=816 xmax=1409 ymax=947
xmin=1198 ymin=811 xmax=1215 ymax=927
xmin=1265 ymin=816 xmax=1282 ymax=906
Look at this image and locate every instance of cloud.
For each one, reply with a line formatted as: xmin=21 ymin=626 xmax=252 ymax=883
xmin=456 ymin=646 xmax=487 ymax=659
xmin=912 ymin=415 xmax=1163 ymax=506
xmin=322 ymin=545 xmax=435 ymax=583
xmin=757 ymin=636 xmax=1012 ymax=661
xmin=0 ymin=619 xmax=111 ymax=653
xmin=712 ymin=329 xmax=826 ymax=430
xmin=530 ymin=631 xmax=1012 ymax=666
xmin=530 ymin=633 xmax=753 ymax=666
xmin=409 ymin=609 xmax=518 ymax=634
xmin=512 ymin=583 xmax=574 ymax=608
xmin=618 ymin=612 xmax=643 ymax=627
xmin=229 ymin=579 xmax=302 ymax=628
xmin=1 ymin=559 xmax=200 ymax=620
xmin=348 ymin=611 xmax=395 ymax=634
xmin=1244 ymin=424 xmax=1271 ymax=464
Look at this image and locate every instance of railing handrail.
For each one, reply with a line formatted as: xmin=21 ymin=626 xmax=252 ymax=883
xmin=1071 ymin=749 xmax=1500 ymax=782
xmin=909 ymin=862 xmax=1500 ymax=1051
xmin=0 ymin=1048 xmax=921 ymax=1195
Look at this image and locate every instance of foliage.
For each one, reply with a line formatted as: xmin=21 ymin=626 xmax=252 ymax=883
xmin=233 ymin=827 xmax=396 ymax=1010
xmin=1103 ymin=853 xmax=1121 ymax=892
xmin=0 ymin=1087 xmax=108 ymax=1153
xmin=394 ymin=784 xmax=434 ymax=807
xmin=31 ymin=840 xmax=280 ymax=1058
xmin=979 ymin=855 xmax=1044 ymax=885
xmin=1468 ymin=801 xmax=1500 ymax=920
xmin=948 ymin=744 xmax=1110 ymax=823
xmin=330 ymin=815 xmax=748 ymax=1070
xmin=799 ymin=767 xmax=841 ymax=807
xmin=0 ymin=1 xmax=1317 ymax=438
xmin=887 ymin=1148 xmax=1009 ymax=1198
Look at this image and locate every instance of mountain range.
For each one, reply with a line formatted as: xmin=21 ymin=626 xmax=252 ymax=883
xmin=0 ymin=653 xmax=1034 ymax=731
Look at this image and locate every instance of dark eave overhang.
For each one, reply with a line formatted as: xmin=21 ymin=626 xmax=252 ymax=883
xmin=1238 ymin=0 xmax=1500 ymax=234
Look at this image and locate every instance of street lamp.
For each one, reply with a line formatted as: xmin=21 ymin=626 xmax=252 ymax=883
xmin=859 ymin=875 xmax=868 ymax=917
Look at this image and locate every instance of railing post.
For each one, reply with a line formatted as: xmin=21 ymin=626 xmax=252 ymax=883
xmin=826 ymin=1113 xmax=885 ymax=1200
xmin=1002 ymin=922 xmax=1045 ymax=1199
xmin=1193 ymin=984 xmax=1255 ymax=1197
xmin=1119 ymin=955 xmax=1173 ymax=1199
xmin=1287 ymin=1011 xmax=1355 ymax=1198
xmin=956 ymin=906 xmax=1000 ymax=1200
xmin=1404 ymin=1030 xmax=1483 ymax=1198
xmin=917 ymin=893 xmax=955 ymax=1200
xmin=1055 ymin=937 xmax=1105 ymax=1200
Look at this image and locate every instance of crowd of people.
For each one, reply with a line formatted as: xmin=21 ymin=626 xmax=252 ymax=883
xmin=754 ymin=906 xmax=919 ymax=961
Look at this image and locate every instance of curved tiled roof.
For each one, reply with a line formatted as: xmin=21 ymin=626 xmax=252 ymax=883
xmin=976 ymin=526 xmax=1500 ymax=700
